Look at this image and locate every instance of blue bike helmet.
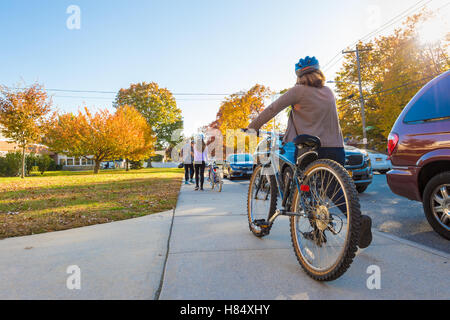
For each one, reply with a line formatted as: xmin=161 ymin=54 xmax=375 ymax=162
xmin=295 ymin=56 xmax=320 ymax=77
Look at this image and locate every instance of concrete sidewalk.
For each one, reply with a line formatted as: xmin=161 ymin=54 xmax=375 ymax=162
xmin=0 ymin=210 xmax=174 ymax=300
xmin=1 ymin=180 xmax=448 ymax=300
xmin=160 ymin=180 xmax=450 ymax=300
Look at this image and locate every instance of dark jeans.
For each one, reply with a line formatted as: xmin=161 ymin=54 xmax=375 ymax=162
xmin=317 ymin=147 xmax=347 ymax=214
xmin=184 ymin=163 xmax=194 ymax=181
xmin=317 ymin=147 xmax=345 ymax=166
xmin=194 ymin=162 xmax=206 ymax=188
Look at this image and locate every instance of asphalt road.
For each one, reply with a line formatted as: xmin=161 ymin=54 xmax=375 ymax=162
xmin=229 ymin=173 xmax=449 ymax=254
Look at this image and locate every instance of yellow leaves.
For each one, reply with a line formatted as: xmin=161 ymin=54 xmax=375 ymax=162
xmin=45 ymin=105 xmax=156 ymax=171
xmin=0 ymin=83 xmax=52 ymax=147
xmin=215 ymin=84 xmax=272 ymax=136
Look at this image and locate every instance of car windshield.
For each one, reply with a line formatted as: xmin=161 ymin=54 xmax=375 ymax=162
xmin=228 ymin=154 xmax=253 ymax=163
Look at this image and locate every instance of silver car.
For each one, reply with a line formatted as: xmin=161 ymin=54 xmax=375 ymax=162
xmin=364 ymin=149 xmax=392 ymax=174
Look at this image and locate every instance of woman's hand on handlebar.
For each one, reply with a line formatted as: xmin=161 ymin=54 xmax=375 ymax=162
xmin=241 ymin=128 xmax=260 ymax=136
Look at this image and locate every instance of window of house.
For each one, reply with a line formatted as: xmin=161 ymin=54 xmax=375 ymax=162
xmin=67 ymin=158 xmax=74 ymax=166
xmin=59 ymin=159 xmax=67 ymax=166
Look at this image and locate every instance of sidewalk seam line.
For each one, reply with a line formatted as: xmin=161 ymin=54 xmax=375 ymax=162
xmin=373 ymin=230 xmax=450 ymax=259
xmin=168 ymin=243 xmax=401 ymax=256
xmin=154 ymin=206 xmax=176 ymax=300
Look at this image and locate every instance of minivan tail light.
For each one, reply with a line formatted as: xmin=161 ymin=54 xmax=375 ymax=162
xmin=387 ymin=133 xmax=399 ymax=159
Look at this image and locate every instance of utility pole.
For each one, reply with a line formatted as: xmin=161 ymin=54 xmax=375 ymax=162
xmin=342 ymin=46 xmax=372 ymax=148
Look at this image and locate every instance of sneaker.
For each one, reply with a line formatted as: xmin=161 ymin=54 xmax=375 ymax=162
xmin=358 ymin=215 xmax=373 ymax=249
xmin=190 ymin=179 xmax=195 ymax=184
xmin=185 ymin=181 xmax=189 ymax=185
xmin=195 ymin=186 xmax=199 ymax=191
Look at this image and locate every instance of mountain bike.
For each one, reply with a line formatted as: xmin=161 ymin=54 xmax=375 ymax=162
xmin=244 ymin=129 xmax=362 ymax=281
xmin=207 ymin=161 xmax=223 ymax=192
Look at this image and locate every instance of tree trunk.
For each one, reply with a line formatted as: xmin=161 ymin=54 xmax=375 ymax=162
xmin=94 ymin=160 xmax=101 ymax=174
xmin=21 ymin=146 xmax=26 ymax=179
xmin=126 ymin=159 xmax=129 ymax=171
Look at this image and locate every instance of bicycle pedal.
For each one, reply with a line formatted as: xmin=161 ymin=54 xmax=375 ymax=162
xmin=253 ymin=219 xmax=271 ymax=228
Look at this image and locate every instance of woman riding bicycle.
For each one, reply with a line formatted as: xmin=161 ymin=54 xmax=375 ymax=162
xmin=247 ymin=56 xmax=372 ymax=249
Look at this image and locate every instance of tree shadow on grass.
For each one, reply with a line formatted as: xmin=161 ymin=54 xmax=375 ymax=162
xmin=0 ymin=176 xmax=182 ymax=239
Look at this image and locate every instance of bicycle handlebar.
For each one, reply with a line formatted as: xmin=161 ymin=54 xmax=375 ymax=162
xmin=240 ymin=128 xmax=282 ymax=138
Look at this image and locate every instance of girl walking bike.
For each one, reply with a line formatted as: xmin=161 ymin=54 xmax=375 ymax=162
xmin=193 ymin=134 xmax=208 ymax=191
xmin=244 ymin=56 xmax=373 ymax=281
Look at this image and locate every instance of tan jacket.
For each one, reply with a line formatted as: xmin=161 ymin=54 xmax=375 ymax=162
xmin=248 ymin=84 xmax=344 ymax=148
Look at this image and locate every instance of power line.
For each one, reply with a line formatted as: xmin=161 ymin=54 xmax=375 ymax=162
xmin=358 ymin=0 xmax=433 ymax=43
xmin=337 ymin=74 xmax=438 ymax=112
xmin=52 ymin=95 xmax=225 ymax=101
xmin=9 ymin=87 xmax=243 ymax=97
xmin=323 ymin=0 xmax=433 ymax=73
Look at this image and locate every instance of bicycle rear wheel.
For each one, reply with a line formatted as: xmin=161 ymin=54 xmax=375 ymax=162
xmin=290 ymin=159 xmax=361 ymax=281
xmin=247 ymin=165 xmax=278 ymax=237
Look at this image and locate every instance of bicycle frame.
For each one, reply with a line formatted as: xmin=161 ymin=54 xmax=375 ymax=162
xmin=256 ymin=131 xmax=317 ymax=224
xmin=207 ymin=161 xmax=220 ymax=184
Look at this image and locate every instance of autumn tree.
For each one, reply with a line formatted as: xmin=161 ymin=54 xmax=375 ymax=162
xmin=208 ymin=84 xmax=274 ymax=154
xmin=114 ymin=82 xmax=184 ymax=152
xmin=335 ymin=11 xmax=450 ymax=150
xmin=45 ymin=106 xmax=155 ymax=174
xmin=0 ymin=84 xmax=52 ymax=178
xmin=114 ymin=105 xmax=156 ymax=171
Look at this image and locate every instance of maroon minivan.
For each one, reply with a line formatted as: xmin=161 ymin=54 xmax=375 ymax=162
xmin=387 ymin=71 xmax=450 ymax=240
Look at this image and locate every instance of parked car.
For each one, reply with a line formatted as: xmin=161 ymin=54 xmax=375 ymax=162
xmin=344 ymin=146 xmax=373 ymax=193
xmin=223 ymin=154 xmax=254 ymax=180
xmin=386 ymin=70 xmax=450 ymax=240
xmin=364 ymin=149 xmax=392 ymax=174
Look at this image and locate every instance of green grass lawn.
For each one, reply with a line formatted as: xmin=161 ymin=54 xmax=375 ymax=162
xmin=0 ymin=168 xmax=183 ymax=239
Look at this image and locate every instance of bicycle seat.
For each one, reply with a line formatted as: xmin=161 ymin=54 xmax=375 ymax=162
xmin=293 ymin=134 xmax=321 ymax=150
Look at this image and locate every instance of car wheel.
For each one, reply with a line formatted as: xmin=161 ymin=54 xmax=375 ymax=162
xmin=423 ymin=172 xmax=450 ymax=240
xmin=378 ymin=170 xmax=388 ymax=174
xmin=356 ymin=184 xmax=369 ymax=193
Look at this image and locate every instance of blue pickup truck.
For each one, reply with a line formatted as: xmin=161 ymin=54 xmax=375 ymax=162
xmin=344 ymin=145 xmax=373 ymax=193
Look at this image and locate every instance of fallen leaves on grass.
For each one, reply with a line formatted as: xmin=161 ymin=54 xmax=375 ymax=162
xmin=0 ymin=168 xmax=183 ymax=239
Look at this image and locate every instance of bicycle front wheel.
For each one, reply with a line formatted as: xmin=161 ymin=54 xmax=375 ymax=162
xmin=247 ymin=165 xmax=278 ymax=238
xmin=208 ymin=170 xmax=215 ymax=189
xmin=214 ymin=171 xmax=223 ymax=192
xmin=290 ymin=159 xmax=361 ymax=281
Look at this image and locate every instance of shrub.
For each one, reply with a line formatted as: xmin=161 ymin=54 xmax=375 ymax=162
xmin=150 ymin=154 xmax=164 ymax=162
xmin=130 ymin=160 xmax=145 ymax=170
xmin=48 ymin=159 xmax=63 ymax=171
xmin=0 ymin=152 xmax=53 ymax=177
xmin=0 ymin=152 xmax=22 ymax=177
xmin=25 ymin=153 xmax=38 ymax=175
xmin=37 ymin=154 xmax=52 ymax=175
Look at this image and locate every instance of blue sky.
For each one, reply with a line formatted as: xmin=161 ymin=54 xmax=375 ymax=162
xmin=1 ymin=0 xmax=448 ymax=136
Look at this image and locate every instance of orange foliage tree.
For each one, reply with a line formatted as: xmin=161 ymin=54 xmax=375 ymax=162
xmin=45 ymin=106 xmax=155 ymax=174
xmin=205 ymin=84 xmax=275 ymax=154
xmin=0 ymin=84 xmax=52 ymax=178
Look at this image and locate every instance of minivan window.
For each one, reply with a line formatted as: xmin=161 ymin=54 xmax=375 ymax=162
xmin=404 ymin=74 xmax=450 ymax=123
